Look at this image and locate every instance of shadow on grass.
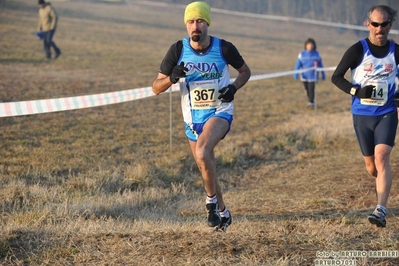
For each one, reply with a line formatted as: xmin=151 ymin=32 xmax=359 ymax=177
xmin=0 ymin=59 xmax=48 ymax=64
xmin=0 ymin=229 xmax=54 ymax=264
xmin=236 ymin=207 xmax=399 ymax=222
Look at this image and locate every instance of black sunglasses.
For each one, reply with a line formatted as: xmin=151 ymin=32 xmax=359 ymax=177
xmin=369 ymin=19 xmax=391 ymax=28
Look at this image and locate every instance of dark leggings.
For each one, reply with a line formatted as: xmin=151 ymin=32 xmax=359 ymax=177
xmin=302 ymin=81 xmax=315 ymax=103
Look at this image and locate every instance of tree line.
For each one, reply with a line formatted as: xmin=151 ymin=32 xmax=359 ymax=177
xmin=164 ymin=0 xmax=399 ymax=27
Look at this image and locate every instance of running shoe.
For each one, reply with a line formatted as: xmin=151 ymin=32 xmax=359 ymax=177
xmin=218 ymin=212 xmax=232 ymax=232
xmin=206 ymin=203 xmax=221 ymax=227
xmin=368 ymin=208 xmax=386 ymax=227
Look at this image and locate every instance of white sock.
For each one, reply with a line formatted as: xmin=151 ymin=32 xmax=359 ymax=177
xmin=206 ymin=194 xmax=217 ymax=204
xmin=220 ymin=207 xmax=230 ymax=218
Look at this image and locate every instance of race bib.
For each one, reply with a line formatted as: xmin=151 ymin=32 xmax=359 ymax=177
xmin=360 ymin=81 xmax=388 ymax=106
xmin=189 ymin=79 xmax=221 ymax=110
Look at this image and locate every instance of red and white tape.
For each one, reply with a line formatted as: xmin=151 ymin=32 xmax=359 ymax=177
xmin=0 ymin=67 xmax=334 ymax=117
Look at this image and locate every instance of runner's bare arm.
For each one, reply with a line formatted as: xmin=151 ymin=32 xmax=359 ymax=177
xmin=152 ymin=73 xmax=173 ymax=95
xmin=231 ymin=63 xmax=251 ymax=91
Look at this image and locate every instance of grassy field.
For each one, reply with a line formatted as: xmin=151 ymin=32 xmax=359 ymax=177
xmin=1 ymin=0 xmax=399 ymax=265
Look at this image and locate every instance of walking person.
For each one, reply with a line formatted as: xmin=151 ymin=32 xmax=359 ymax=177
xmin=294 ymin=38 xmax=326 ymax=109
xmin=152 ymin=1 xmax=251 ymax=231
xmin=332 ymin=5 xmax=399 ymax=227
xmin=38 ymin=0 xmax=61 ymax=60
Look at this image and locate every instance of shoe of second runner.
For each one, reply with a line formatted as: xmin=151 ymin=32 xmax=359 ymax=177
xmin=368 ymin=208 xmax=386 ymax=227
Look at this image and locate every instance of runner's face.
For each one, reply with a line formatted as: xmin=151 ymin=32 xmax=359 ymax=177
xmin=186 ymin=18 xmax=208 ymax=42
xmin=367 ymin=10 xmax=391 ymax=45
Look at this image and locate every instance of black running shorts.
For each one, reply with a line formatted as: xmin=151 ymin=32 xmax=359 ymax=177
xmin=353 ymin=110 xmax=398 ymax=156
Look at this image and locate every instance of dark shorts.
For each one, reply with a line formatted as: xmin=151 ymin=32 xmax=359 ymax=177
xmin=353 ymin=110 xmax=398 ymax=156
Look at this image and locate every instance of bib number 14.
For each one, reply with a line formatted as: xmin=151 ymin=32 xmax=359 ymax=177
xmin=372 ymin=87 xmax=383 ymax=98
xmin=360 ymin=83 xmax=388 ymax=106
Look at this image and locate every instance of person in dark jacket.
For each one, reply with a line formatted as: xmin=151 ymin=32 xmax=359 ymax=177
xmin=294 ymin=38 xmax=325 ymax=109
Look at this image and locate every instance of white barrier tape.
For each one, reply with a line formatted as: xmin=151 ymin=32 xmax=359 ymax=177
xmin=0 ymin=67 xmax=335 ymax=117
xmin=249 ymin=66 xmax=336 ymax=81
xmin=0 ymin=86 xmax=155 ymax=118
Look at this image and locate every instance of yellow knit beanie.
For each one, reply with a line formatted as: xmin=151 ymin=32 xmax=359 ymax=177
xmin=184 ymin=1 xmax=211 ymax=25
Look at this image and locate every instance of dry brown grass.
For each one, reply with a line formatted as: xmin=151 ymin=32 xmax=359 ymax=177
xmin=1 ymin=0 xmax=399 ymax=265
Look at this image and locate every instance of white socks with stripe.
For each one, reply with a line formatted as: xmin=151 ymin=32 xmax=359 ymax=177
xmin=220 ymin=207 xmax=230 ymax=218
xmin=206 ymin=195 xmax=230 ymax=218
xmin=206 ymin=194 xmax=217 ymax=204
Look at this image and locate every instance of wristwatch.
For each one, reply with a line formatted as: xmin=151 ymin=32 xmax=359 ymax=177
xmin=350 ymin=87 xmax=357 ymax=96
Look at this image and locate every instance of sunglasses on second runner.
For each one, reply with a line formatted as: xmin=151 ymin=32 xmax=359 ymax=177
xmin=368 ymin=19 xmax=391 ymax=28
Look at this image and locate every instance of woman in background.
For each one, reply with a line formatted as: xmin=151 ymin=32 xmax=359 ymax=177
xmin=294 ymin=38 xmax=325 ymax=109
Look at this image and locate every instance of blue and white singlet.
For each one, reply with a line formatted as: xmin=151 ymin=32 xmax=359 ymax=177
xmin=351 ymin=39 xmax=397 ymax=116
xmin=179 ymin=37 xmax=233 ymax=140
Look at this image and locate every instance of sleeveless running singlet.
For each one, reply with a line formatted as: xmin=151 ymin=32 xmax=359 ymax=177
xmin=350 ymin=39 xmax=397 ymax=116
xmin=179 ymin=37 xmax=234 ymax=133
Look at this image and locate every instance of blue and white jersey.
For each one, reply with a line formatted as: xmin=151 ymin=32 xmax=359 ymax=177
xmin=351 ymin=39 xmax=397 ymax=116
xmin=294 ymin=50 xmax=325 ymax=81
xmin=179 ymin=37 xmax=233 ymax=128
